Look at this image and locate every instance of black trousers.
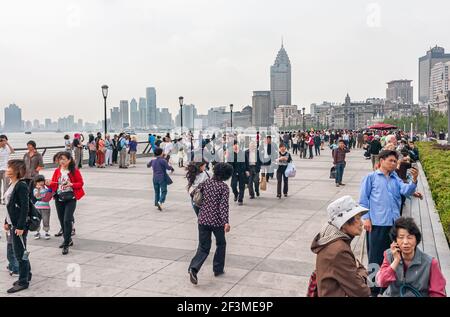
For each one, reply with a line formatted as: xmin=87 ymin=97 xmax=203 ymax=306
xmin=112 ymin=149 xmax=118 ymax=163
xmin=55 ymin=198 xmax=77 ymax=246
xmin=277 ymin=167 xmax=288 ymax=196
xmin=189 ymin=224 xmax=226 ymax=274
xmin=11 ymin=228 xmax=31 ymax=287
xmin=400 ymin=195 xmax=406 ymax=216
xmin=231 ymin=173 xmax=246 ymax=202
xmin=367 ymin=225 xmax=392 ymax=296
xmin=292 ymin=144 xmax=298 ymax=155
xmin=248 ymin=166 xmax=260 ymax=197
xmin=309 ymin=145 xmax=314 ymax=158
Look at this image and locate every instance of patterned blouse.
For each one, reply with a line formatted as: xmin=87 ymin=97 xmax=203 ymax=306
xmin=197 ymin=178 xmax=230 ymax=227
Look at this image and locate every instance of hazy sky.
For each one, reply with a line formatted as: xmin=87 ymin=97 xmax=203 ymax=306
xmin=1 ymin=0 xmax=449 ymax=122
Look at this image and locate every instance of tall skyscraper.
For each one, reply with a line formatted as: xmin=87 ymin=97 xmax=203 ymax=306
xmin=419 ymin=46 xmax=450 ymax=104
xmin=386 ymin=80 xmax=413 ymax=104
xmin=175 ymin=104 xmax=197 ymax=131
xmin=270 ymin=42 xmax=291 ymax=122
xmin=130 ymin=98 xmax=140 ymax=128
xmin=110 ymin=107 xmax=121 ymax=131
xmin=146 ymin=87 xmax=157 ymax=126
xmin=252 ymin=91 xmax=271 ymax=127
xmin=429 ymin=61 xmax=450 ymax=112
xmin=4 ymin=103 xmax=22 ymax=132
xmin=139 ymin=97 xmax=147 ymax=129
xmin=119 ymin=100 xmax=129 ymax=128
xmin=45 ymin=118 xmax=52 ymax=130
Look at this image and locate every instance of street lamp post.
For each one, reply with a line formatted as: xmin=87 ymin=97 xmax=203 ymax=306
xmin=427 ymin=103 xmax=431 ymax=139
xmin=179 ymin=96 xmax=184 ymax=135
xmin=302 ymin=107 xmax=306 ymax=131
xmin=229 ymin=104 xmax=234 ymax=131
xmin=101 ymin=85 xmax=109 ymax=136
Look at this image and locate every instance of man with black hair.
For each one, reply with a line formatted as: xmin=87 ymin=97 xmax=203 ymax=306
xmin=0 ymin=135 xmax=14 ymax=205
xmin=359 ymin=150 xmax=421 ymax=296
xmin=228 ymin=141 xmax=248 ymax=206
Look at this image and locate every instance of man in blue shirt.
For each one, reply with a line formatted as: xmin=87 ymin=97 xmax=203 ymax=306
xmin=359 ymin=149 xmax=420 ymax=296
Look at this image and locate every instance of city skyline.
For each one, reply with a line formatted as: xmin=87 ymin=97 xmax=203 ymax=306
xmin=1 ymin=0 xmax=449 ymax=123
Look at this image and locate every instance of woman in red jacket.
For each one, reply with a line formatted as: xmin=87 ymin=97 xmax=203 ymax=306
xmin=46 ymin=152 xmax=85 ymax=255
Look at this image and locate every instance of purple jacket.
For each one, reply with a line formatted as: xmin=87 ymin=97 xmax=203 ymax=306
xmin=147 ymin=157 xmax=174 ymax=182
xmin=197 ymin=179 xmax=229 ymax=227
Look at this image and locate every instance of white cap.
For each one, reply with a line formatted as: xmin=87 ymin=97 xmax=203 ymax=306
xmin=327 ymin=196 xmax=369 ymax=230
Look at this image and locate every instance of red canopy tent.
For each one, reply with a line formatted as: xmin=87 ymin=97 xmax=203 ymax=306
xmin=368 ymin=123 xmax=398 ymax=130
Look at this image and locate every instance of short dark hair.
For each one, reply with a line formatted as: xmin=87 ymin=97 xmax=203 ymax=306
xmin=27 ymin=140 xmax=37 ymax=149
xmin=34 ymin=174 xmax=46 ymax=183
xmin=379 ymin=150 xmax=399 ymax=161
xmin=279 ymin=143 xmax=286 ymax=148
xmin=154 ymin=148 xmax=163 ymax=156
xmin=389 ymin=217 xmax=422 ymax=246
xmin=7 ymin=159 xmax=26 ymax=179
xmin=338 ymin=139 xmax=345 ymax=143
xmin=64 ymin=135 xmax=70 ymax=140
xmin=0 ymin=135 xmax=8 ymax=141
xmin=213 ymin=163 xmax=233 ymax=182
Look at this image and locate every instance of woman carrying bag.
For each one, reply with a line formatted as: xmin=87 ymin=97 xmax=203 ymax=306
xmin=4 ymin=159 xmax=32 ymax=294
xmin=46 ymin=152 xmax=85 ymax=255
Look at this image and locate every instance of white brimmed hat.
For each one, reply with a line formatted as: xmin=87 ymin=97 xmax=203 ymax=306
xmin=327 ymin=196 xmax=369 ymax=230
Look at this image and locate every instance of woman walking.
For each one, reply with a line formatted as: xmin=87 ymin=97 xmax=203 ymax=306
xmin=188 ymin=163 xmax=233 ymax=285
xmin=72 ymin=134 xmax=84 ymax=169
xmin=112 ymin=134 xmax=119 ymax=165
xmin=186 ymin=161 xmax=210 ymax=216
xmin=4 ymin=159 xmax=32 ymax=293
xmin=276 ymin=143 xmax=292 ymax=199
xmin=147 ymin=148 xmax=174 ymax=211
xmin=47 ymin=152 xmax=85 ymax=255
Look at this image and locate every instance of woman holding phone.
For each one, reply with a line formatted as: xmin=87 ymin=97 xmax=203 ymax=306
xmin=376 ymin=217 xmax=446 ymax=297
xmin=46 ymin=152 xmax=85 ymax=255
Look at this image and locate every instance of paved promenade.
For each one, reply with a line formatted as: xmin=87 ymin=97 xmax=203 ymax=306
xmin=0 ymin=147 xmax=447 ymax=297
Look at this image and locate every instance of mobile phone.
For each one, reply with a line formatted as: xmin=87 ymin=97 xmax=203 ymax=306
xmin=411 ymin=162 xmax=418 ymax=169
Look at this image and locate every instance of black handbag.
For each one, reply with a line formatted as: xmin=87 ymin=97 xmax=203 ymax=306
xmin=165 ymin=174 xmax=173 ymax=186
xmin=329 ymin=166 xmax=336 ymax=179
xmin=27 ymin=202 xmax=42 ymax=232
xmin=57 ymin=191 xmax=75 ymax=202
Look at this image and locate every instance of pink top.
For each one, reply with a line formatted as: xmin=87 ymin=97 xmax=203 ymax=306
xmin=376 ymin=251 xmax=447 ymax=297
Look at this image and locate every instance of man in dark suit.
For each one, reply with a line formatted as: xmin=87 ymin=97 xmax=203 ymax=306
xmin=228 ymin=141 xmax=249 ymax=206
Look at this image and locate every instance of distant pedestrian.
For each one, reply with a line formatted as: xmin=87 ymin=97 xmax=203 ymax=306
xmin=118 ymin=133 xmax=128 ymax=169
xmin=186 ymin=161 xmax=210 ymax=216
xmin=96 ymin=134 xmax=106 ymax=168
xmin=64 ymin=135 xmax=72 ymax=152
xmin=129 ymin=135 xmax=138 ymax=167
xmin=0 ymin=135 xmax=14 ymax=205
xmin=147 ymin=147 xmax=174 ymax=211
xmin=72 ymin=134 xmax=84 ymax=169
xmin=105 ymin=134 xmax=113 ymax=166
xmin=276 ymin=143 xmax=292 ymax=199
xmin=23 ymin=141 xmax=44 ymax=181
xmin=87 ymin=134 xmax=96 ymax=167
xmin=245 ymin=141 xmax=262 ymax=199
xmin=32 ymin=175 xmax=52 ymax=240
xmin=333 ymin=140 xmax=350 ymax=187
xmin=112 ymin=134 xmax=119 ymax=165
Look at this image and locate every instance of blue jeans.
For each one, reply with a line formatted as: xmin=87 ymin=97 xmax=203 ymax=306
xmin=153 ymin=179 xmax=168 ymax=205
xmin=89 ymin=150 xmax=96 ymax=167
xmin=7 ymin=230 xmax=19 ymax=274
xmin=335 ymin=162 xmax=345 ymax=184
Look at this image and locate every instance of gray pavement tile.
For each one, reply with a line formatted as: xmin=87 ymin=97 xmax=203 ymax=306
xmin=112 ymin=244 xmax=193 ymax=261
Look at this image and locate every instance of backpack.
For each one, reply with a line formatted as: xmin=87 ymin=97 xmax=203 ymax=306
xmin=117 ymin=139 xmax=124 ymax=151
xmin=306 ymin=270 xmax=319 ymax=297
xmin=12 ymin=181 xmax=42 ymax=232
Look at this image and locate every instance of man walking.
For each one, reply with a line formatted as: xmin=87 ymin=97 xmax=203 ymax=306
xmin=245 ymin=141 xmax=261 ymax=199
xmin=359 ymin=150 xmax=419 ymax=296
xmin=314 ymin=132 xmax=321 ymax=156
xmin=0 ymin=135 xmax=14 ymax=205
xmin=333 ymin=140 xmax=349 ymax=187
xmin=228 ymin=141 xmax=248 ymax=206
xmin=369 ymin=135 xmax=382 ymax=170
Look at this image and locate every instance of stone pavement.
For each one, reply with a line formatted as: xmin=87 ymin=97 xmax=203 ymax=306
xmin=0 ymin=146 xmax=443 ymax=297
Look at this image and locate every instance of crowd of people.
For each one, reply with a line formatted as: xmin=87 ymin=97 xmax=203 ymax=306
xmin=1 ymin=126 xmax=447 ymax=297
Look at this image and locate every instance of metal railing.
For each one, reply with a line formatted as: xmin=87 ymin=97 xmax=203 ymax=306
xmin=10 ymin=141 xmax=152 ymax=166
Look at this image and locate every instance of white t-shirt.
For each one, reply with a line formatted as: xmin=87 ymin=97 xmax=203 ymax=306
xmin=58 ymin=169 xmax=73 ymax=193
xmin=0 ymin=146 xmax=11 ymax=171
xmin=164 ymin=142 xmax=174 ymax=155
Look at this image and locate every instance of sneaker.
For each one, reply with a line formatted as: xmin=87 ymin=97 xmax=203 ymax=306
xmin=34 ymin=232 xmax=40 ymax=240
xmin=157 ymin=202 xmax=163 ymax=211
xmin=189 ymin=268 xmax=198 ymax=285
xmin=7 ymin=284 xmax=28 ymax=294
xmin=44 ymin=233 xmax=51 ymax=240
xmin=277 ymin=195 xmax=281 ymax=199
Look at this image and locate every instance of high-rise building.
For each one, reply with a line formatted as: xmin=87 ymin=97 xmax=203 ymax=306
xmin=33 ymin=119 xmax=40 ymax=130
xmin=130 ymin=98 xmax=140 ymax=128
xmin=45 ymin=118 xmax=52 ymax=130
xmin=419 ymin=46 xmax=450 ymax=104
xmin=120 ymin=100 xmax=129 ymax=128
xmin=252 ymin=91 xmax=271 ymax=127
xmin=146 ymin=87 xmax=157 ymax=126
xmin=78 ymin=119 xmax=83 ymax=131
xmin=270 ymin=43 xmax=291 ymax=121
xmin=207 ymin=106 xmax=228 ymax=128
xmin=175 ymin=104 xmax=197 ymax=131
xmin=386 ymin=80 xmax=413 ymax=104
xmin=4 ymin=103 xmax=22 ymax=132
xmin=274 ymin=105 xmax=300 ymax=128
xmin=429 ymin=61 xmax=450 ymax=112
xmin=159 ymin=108 xmax=173 ymax=128
xmin=138 ymin=97 xmax=147 ymax=129
xmin=110 ymin=107 xmax=121 ymax=131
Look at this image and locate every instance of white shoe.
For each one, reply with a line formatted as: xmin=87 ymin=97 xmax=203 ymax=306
xmin=44 ymin=232 xmax=51 ymax=240
xmin=157 ymin=202 xmax=163 ymax=211
xmin=34 ymin=232 xmax=41 ymax=240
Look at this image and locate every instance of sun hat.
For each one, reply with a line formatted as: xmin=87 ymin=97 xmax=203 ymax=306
xmin=327 ymin=196 xmax=369 ymax=230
